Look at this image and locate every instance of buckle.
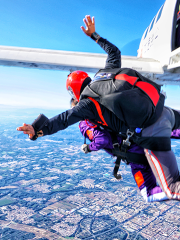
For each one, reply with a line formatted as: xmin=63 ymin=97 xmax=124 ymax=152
xmin=123 ymin=129 xmax=134 ymax=147
xmin=113 ymin=143 xmax=120 ymax=148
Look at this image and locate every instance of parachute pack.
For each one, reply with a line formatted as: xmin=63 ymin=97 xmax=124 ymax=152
xmin=80 ymin=67 xmax=165 ymax=130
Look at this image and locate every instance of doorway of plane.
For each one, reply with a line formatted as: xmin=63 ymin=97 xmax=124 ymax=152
xmin=174 ymin=0 xmax=180 ymax=50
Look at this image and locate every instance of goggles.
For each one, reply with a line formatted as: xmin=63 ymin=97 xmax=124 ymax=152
xmin=67 ymin=86 xmax=75 ymax=98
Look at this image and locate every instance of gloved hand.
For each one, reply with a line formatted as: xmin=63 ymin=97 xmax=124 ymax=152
xmin=81 ymin=144 xmax=91 ymax=154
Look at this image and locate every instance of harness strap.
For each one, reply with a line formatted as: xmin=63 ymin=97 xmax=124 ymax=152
xmin=88 ymin=97 xmax=108 ymax=126
xmin=115 ymin=73 xmax=160 ymax=107
xmin=85 ymin=119 xmax=97 ymax=128
xmin=110 ymin=132 xmax=148 ymax=165
xmin=112 ymin=150 xmax=149 ymax=165
xmin=133 ymin=136 xmax=171 ymax=151
xmin=113 ymin=157 xmax=122 ymax=180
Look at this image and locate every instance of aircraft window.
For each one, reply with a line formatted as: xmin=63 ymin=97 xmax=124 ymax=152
xmin=156 ymin=4 xmax=164 ymax=22
xmin=149 ymin=17 xmax=155 ymax=32
xmin=144 ymin=28 xmax=149 ymax=39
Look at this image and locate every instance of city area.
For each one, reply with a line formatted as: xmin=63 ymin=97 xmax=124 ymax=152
xmin=0 ymin=108 xmax=180 ymax=239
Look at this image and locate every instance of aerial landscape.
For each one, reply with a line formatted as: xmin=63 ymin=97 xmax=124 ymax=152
xmin=0 ymin=108 xmax=180 ymax=239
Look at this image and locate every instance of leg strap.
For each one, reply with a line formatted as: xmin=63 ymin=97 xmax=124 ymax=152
xmin=113 ymin=157 xmax=122 ymax=180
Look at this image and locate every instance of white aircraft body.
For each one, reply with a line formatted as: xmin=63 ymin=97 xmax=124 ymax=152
xmin=0 ymin=0 xmax=180 ymax=85
xmin=138 ymin=0 xmax=180 ymax=84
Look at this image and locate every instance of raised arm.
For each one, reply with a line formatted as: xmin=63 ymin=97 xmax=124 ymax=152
xmin=81 ymin=15 xmax=121 ymax=69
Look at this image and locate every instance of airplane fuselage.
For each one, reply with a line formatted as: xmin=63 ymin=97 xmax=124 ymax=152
xmin=138 ymin=0 xmax=180 ymax=71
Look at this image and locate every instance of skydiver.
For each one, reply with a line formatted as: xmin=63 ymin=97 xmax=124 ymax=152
xmin=17 ymin=15 xmax=180 ymax=200
xmin=69 ymin=98 xmax=179 ymax=202
xmin=79 ymin=119 xmax=180 ymax=202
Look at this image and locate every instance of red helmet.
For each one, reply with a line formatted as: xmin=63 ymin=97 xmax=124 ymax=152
xmin=66 ymin=71 xmax=91 ymax=101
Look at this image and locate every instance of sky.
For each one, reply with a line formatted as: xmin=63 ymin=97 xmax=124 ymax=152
xmin=0 ymin=0 xmax=179 ymax=110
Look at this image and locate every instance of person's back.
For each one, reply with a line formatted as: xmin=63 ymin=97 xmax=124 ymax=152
xmin=80 ymin=67 xmax=165 ymax=129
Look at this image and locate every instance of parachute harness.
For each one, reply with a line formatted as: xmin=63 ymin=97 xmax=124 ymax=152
xmin=112 ymin=128 xmax=142 ymax=180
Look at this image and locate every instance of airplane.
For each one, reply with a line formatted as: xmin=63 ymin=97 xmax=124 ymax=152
xmin=137 ymin=0 xmax=180 ymax=85
xmin=0 ymin=0 xmax=180 ymax=85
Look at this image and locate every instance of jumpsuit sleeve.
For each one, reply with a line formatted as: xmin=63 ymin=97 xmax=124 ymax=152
xmin=41 ymin=99 xmax=98 ymax=136
xmin=88 ymin=129 xmax=113 ymax=151
xmin=97 ymin=37 xmax=121 ymax=69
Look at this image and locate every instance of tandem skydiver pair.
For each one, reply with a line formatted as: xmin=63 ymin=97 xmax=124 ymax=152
xmin=69 ymin=97 xmax=180 ymax=202
xmin=17 ymin=15 xmax=180 ymax=201
xmin=79 ymin=118 xmax=180 ymax=202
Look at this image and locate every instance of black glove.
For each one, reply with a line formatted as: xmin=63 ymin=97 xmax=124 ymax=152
xmin=31 ymin=114 xmax=49 ymax=141
xmin=81 ymin=144 xmax=91 ymax=154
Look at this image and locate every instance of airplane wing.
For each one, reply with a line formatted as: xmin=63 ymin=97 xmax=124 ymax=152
xmin=0 ymin=45 xmax=180 ymax=85
xmin=0 ymin=45 xmax=163 ymax=74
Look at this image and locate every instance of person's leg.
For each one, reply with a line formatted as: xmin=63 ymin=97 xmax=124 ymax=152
xmin=130 ymin=163 xmax=168 ymax=202
xmin=142 ymin=107 xmax=180 ymax=200
xmin=145 ymin=149 xmax=180 ymax=200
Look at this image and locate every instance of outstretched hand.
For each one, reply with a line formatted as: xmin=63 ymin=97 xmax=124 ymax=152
xmin=81 ymin=144 xmax=91 ymax=154
xmin=81 ymin=15 xmax=95 ymax=37
xmin=16 ymin=123 xmax=35 ymax=139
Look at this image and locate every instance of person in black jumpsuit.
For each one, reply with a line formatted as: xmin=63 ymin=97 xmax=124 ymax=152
xmin=17 ymin=15 xmax=180 ymax=200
